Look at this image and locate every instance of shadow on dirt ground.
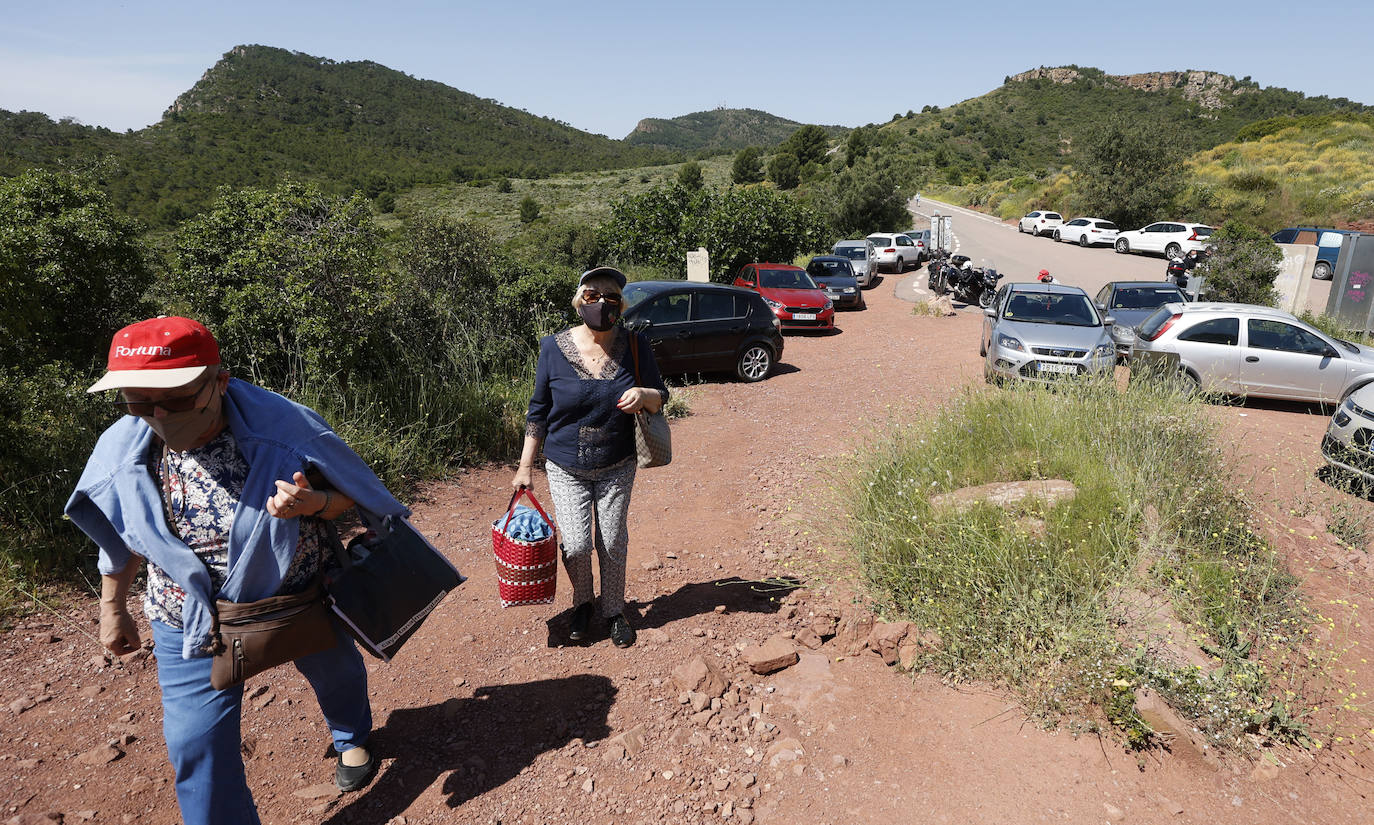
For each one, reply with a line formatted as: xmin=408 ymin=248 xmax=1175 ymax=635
xmin=326 ymin=675 xmax=615 ymax=823
xmin=634 ymin=576 xmax=801 ymax=630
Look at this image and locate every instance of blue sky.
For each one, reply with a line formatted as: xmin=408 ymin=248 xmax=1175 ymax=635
xmin=2 ymin=1 xmax=1370 ymax=138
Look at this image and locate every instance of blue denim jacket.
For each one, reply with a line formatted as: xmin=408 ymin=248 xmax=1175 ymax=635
xmin=65 ymin=378 xmax=408 ymax=659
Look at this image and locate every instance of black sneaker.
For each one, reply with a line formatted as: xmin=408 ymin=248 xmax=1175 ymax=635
xmin=568 ymin=602 xmax=594 ymax=643
xmin=336 ymin=747 xmax=377 ymax=792
xmin=608 ymin=614 xmax=636 ymax=648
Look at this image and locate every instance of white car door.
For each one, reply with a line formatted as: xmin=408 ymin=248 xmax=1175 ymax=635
xmin=1138 ymin=223 xmax=1167 ymax=253
xmin=1238 ymin=319 xmax=1347 ymax=401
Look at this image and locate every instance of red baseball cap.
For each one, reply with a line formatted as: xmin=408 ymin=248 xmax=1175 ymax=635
xmin=87 ymin=316 xmax=221 ymax=393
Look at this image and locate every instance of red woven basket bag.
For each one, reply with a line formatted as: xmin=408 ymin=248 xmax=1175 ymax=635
xmin=491 ymin=488 xmax=558 ymax=607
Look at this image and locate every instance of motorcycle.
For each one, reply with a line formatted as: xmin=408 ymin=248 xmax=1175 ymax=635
xmin=926 ymin=249 xmax=950 ymax=294
xmin=944 ymin=256 xmax=1001 ymax=307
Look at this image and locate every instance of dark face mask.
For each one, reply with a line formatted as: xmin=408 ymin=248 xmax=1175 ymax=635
xmin=578 ymin=301 xmax=620 ymax=331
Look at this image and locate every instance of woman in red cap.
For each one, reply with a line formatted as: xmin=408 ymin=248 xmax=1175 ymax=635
xmin=66 ymin=316 xmax=408 ymax=825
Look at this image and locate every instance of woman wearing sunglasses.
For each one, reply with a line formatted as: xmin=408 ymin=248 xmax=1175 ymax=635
xmin=512 ymin=266 xmax=669 ymax=648
xmin=65 ymin=316 xmax=407 ymax=825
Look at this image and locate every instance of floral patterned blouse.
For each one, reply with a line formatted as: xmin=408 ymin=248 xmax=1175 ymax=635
xmin=144 ymin=429 xmax=331 ymax=628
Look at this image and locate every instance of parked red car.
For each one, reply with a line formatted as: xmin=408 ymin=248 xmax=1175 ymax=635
xmin=732 ymin=263 xmax=835 ymax=331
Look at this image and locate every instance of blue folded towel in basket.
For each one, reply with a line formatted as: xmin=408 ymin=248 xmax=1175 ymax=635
xmin=494 ymin=504 xmax=552 ymax=542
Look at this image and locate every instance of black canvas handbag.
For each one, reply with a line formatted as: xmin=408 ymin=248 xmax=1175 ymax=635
xmin=325 ymin=512 xmax=466 ymax=661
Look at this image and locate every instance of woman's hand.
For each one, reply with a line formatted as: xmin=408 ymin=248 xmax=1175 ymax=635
xmin=616 ymin=387 xmax=662 ymax=414
xmin=266 ymin=471 xmax=325 ymax=519
xmin=99 ymin=603 xmax=141 ymax=656
xmin=511 ymin=465 xmax=532 ymax=491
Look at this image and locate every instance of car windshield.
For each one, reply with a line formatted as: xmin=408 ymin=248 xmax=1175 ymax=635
xmin=836 ymin=247 xmax=868 ymax=261
xmin=621 ymin=283 xmax=653 ymax=311
xmin=1003 ymin=292 xmax=1101 ymax=326
xmin=1111 ymin=286 xmax=1185 ymax=310
xmin=759 ymin=269 xmax=817 ymax=289
xmin=809 ymin=261 xmax=853 ymax=278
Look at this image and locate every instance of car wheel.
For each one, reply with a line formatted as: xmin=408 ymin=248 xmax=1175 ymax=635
xmin=1017 ymin=222 xmax=1025 ymax=233
xmin=1031 ymin=225 xmax=1040 ymax=237
xmin=736 ymin=344 xmax=773 ymax=383
xmin=1165 ymin=243 xmax=1182 ymax=259
xmin=1115 ymin=239 xmax=1130 ymax=254
xmin=1052 ymin=229 xmax=1061 ymax=242
xmin=1079 ymin=234 xmax=1090 ymax=248
xmin=1314 ymin=262 xmax=1333 ymax=281
xmin=895 ymin=257 xmax=905 ymax=273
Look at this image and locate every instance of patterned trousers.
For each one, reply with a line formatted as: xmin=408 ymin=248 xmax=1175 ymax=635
xmin=544 ymin=457 xmax=637 ymax=617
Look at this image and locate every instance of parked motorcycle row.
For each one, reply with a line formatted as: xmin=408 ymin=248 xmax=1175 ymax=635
xmin=925 ymin=249 xmax=1002 ymax=308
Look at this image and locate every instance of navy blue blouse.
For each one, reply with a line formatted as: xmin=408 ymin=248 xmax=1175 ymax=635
xmin=526 ymin=327 xmax=669 ymax=472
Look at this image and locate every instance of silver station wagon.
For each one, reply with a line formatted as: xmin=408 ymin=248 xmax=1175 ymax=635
xmin=1131 ymin=303 xmax=1374 ymax=402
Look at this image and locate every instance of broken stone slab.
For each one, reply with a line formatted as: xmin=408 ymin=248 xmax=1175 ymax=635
xmin=830 ymin=610 xmax=875 ymax=657
xmin=76 ymin=744 xmax=123 ymax=766
xmin=609 ymin=724 xmax=647 ymax=756
xmin=866 ymin=621 xmax=912 ymax=664
xmin=9 ymin=697 xmax=36 ymax=715
xmin=1133 ymin=688 xmax=1221 ymax=770
xmin=688 ymin=691 xmax=711 ymax=712
xmin=929 ymin=479 xmax=1078 ymax=512
xmin=292 ymin=784 xmax=341 ymax=801
xmin=742 ymin=635 xmax=799 ymax=675
xmin=639 ymin=627 xmax=670 ymax=645
xmin=793 ymin=627 xmax=823 ymax=650
xmin=672 ymin=655 xmax=727 ymax=698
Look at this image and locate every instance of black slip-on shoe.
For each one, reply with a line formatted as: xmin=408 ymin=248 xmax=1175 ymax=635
xmin=568 ymin=602 xmax=595 ymax=643
xmin=336 ymin=747 xmax=377 ymax=792
xmin=608 ymin=614 xmax=636 ymax=648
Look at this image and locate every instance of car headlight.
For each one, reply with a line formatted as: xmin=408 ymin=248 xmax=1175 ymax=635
xmin=844 ymin=287 xmax=855 ymax=293
xmin=823 ymin=299 xmax=833 ymax=310
xmin=1334 ymin=409 xmax=1352 ymax=427
xmin=763 ymin=297 xmax=782 ymax=310
xmin=1343 ymin=397 xmax=1356 ymax=413
xmin=1113 ymin=325 xmax=1135 ymax=340
xmin=997 ymin=334 xmax=1025 ymax=352
xmin=1093 ymin=343 xmax=1115 ymax=358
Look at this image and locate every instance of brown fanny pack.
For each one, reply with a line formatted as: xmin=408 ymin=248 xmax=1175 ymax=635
xmin=208 ymin=578 xmax=338 ymax=691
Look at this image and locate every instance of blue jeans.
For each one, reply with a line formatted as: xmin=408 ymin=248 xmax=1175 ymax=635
xmin=151 ymin=620 xmax=372 ymax=825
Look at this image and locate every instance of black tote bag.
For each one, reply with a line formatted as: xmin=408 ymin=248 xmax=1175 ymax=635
xmin=325 ymin=513 xmax=465 ymax=661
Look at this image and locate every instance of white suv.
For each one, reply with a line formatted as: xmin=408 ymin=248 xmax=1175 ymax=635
xmin=866 ymin=233 xmax=920 ymax=273
xmin=1114 ymin=222 xmax=1214 ymax=259
xmin=1017 ymin=211 xmax=1064 ymax=237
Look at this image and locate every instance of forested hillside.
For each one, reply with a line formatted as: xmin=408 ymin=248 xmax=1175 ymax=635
xmin=877 ymin=66 xmax=1369 ymax=186
xmin=624 ymin=107 xmax=845 ymax=153
xmin=0 ymin=45 xmax=680 ymax=226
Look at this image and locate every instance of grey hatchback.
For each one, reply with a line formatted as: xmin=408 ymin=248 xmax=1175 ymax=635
xmin=981 ymin=283 xmax=1117 ymax=383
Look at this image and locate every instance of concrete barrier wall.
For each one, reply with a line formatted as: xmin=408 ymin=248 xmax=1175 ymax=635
xmin=1274 ymin=243 xmax=1321 ymax=314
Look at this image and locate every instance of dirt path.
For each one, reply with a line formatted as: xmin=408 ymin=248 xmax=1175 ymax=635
xmin=3 ymin=269 xmax=1372 ymax=824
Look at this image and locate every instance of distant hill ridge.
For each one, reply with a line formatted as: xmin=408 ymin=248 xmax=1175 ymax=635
xmin=624 ymin=107 xmax=847 ymax=153
xmin=1008 ymin=67 xmax=1256 ymax=110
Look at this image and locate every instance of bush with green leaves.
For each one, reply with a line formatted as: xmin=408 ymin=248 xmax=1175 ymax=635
xmin=519 ymin=194 xmax=541 ymax=223
xmin=677 ymin=161 xmax=703 ymax=190
xmin=599 ymin=181 xmax=831 ymax=281
xmin=768 ymin=152 xmax=800 ymax=190
xmin=780 ymin=124 xmax=830 ymax=168
xmin=164 ymin=180 xmax=391 ymax=390
xmin=1073 ymin=118 xmax=1186 ymax=229
xmin=731 ymin=147 xmax=764 ymax=184
xmin=0 ymin=169 xmax=154 ymax=606
xmin=0 ymin=169 xmax=153 ymax=372
xmin=1195 ymin=220 xmax=1282 ymax=305
xmin=818 ymin=160 xmax=910 ymax=236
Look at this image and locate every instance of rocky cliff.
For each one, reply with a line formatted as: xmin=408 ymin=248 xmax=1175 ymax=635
xmin=1009 ymin=68 xmax=1252 ymax=110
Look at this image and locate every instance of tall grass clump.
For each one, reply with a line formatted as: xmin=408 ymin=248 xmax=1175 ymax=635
xmin=847 ymin=374 xmax=1305 ymax=749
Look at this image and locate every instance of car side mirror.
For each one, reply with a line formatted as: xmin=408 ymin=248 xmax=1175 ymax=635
xmin=983 ymin=307 xmax=997 ymax=318
xmin=1103 ymin=316 xmax=1116 ymax=327
xmin=1095 ymin=301 xmax=1106 ymax=312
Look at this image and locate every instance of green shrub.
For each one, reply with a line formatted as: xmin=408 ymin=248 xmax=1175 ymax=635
xmin=677 ymin=161 xmax=703 ymax=191
xmin=519 ymin=194 xmax=541 ymax=223
xmin=731 ymin=147 xmax=764 ymax=185
xmin=847 ymin=376 xmax=1302 ymax=750
xmin=768 ymin=153 xmax=800 ymax=190
xmin=1196 ymin=220 xmax=1281 ymax=305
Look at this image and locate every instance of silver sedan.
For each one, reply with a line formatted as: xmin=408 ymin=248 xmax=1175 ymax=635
xmin=980 ymin=283 xmax=1117 ymax=383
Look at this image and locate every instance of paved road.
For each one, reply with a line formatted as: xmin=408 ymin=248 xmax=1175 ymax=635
xmin=908 ymin=197 xmax=1174 ymax=298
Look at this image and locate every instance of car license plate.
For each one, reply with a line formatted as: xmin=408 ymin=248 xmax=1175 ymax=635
xmin=1038 ymin=362 xmax=1076 ymax=374
xmin=793 ymin=313 xmax=816 ymax=321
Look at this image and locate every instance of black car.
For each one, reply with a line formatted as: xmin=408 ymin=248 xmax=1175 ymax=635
xmin=621 ymin=281 xmax=784 ymax=382
xmin=804 ymin=256 xmax=865 ymax=310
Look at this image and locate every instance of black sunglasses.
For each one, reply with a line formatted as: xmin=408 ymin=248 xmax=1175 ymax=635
xmin=111 ymin=375 xmax=215 ymax=417
xmin=580 ymin=288 xmax=622 ymax=306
